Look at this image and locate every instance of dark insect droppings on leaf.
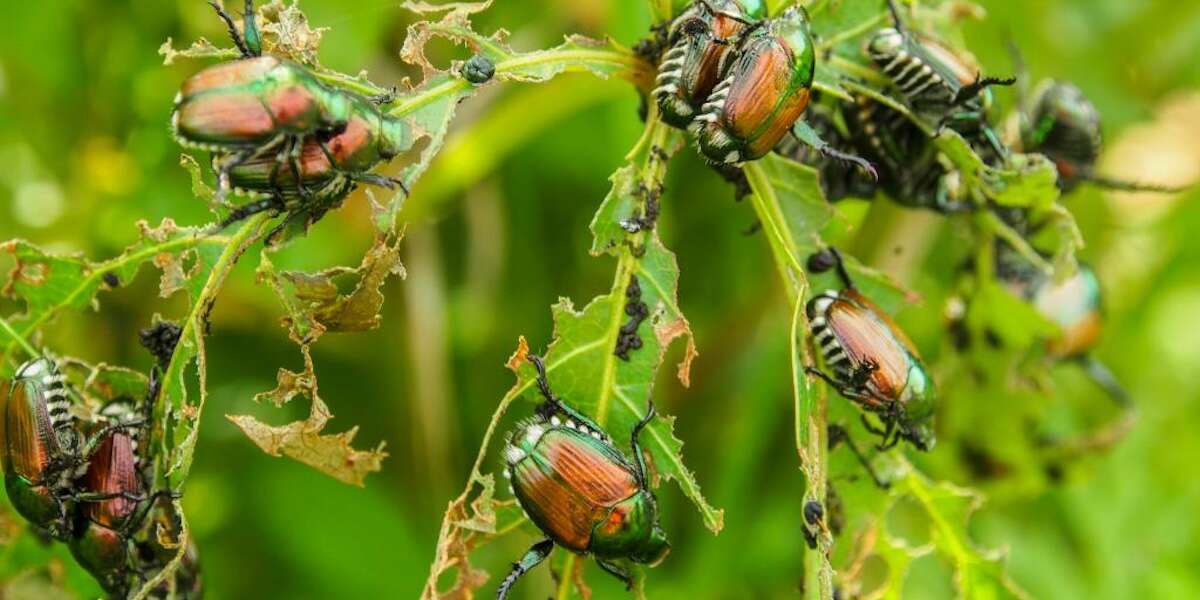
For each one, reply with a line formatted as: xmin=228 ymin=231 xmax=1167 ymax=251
xmin=140 ymin=321 xmax=183 ymax=368
xmin=614 ymin=276 xmax=650 ymax=361
xmin=102 ymin=272 xmax=120 ymax=288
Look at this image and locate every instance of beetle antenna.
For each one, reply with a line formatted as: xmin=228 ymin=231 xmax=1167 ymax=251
xmin=1081 ymin=173 xmax=1191 ymax=194
xmin=209 ymin=2 xmax=251 ymax=57
xmin=631 ymin=400 xmax=657 ymax=487
xmin=528 ymin=354 xmax=562 ymax=412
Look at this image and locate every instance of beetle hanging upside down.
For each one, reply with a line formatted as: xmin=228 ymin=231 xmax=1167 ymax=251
xmin=497 ymin=355 xmax=670 ymax=599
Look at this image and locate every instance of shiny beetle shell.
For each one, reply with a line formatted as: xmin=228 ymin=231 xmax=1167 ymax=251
xmin=70 ymin=423 xmax=143 ymax=596
xmin=808 ymin=289 xmax=936 ymax=450
xmin=1031 ymin=265 xmax=1104 ymax=359
xmin=1024 ymin=81 xmax=1102 ymax=192
xmin=3 ymin=358 xmax=79 ymax=540
xmin=172 ymin=56 xmax=353 ymax=150
xmin=694 ymin=7 xmax=815 ymax=164
xmin=504 ymin=418 xmax=669 ymax=565
xmin=226 ymin=95 xmax=411 ymax=200
xmin=654 ymin=0 xmax=766 ymax=128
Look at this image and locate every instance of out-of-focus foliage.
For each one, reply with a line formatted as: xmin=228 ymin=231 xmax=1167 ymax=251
xmin=0 ymin=0 xmax=1199 ymax=598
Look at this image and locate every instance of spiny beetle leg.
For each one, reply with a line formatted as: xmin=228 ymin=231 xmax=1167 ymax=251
xmin=496 ymin=539 xmax=554 ymax=600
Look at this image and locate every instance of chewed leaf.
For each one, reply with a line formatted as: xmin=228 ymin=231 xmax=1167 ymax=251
xmin=259 ymin=234 xmax=406 ymax=344
xmin=0 ymin=220 xmax=224 ymax=376
xmin=158 ymin=37 xmax=236 ymax=65
xmin=227 ymin=348 xmax=386 ymax=486
xmin=258 ymin=0 xmax=329 ymax=64
xmin=531 ymin=255 xmax=722 ymax=532
xmin=381 ymin=1 xmax=644 ymax=233
xmin=891 ymin=463 xmax=1029 ymax=599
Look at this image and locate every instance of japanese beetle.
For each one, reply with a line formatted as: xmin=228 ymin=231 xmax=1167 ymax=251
xmin=221 ymin=91 xmax=412 ymax=226
xmin=69 ymin=401 xmax=149 ymax=597
xmin=497 ymin=355 xmax=669 ymax=599
xmin=693 ymin=7 xmax=814 ymax=164
xmin=173 ymin=1 xmax=409 ymax=226
xmin=693 ymin=8 xmax=876 ymax=175
xmin=998 ymin=255 xmax=1129 ymax=406
xmin=1021 ymin=81 xmax=1187 ymax=194
xmin=866 ymin=0 xmax=1012 ymax=161
xmin=3 ymin=357 xmax=82 ymax=540
xmin=171 ymin=1 xmax=351 ymax=156
xmin=806 ymin=248 xmax=936 ymax=451
xmin=654 ymin=0 xmax=767 ymax=128
xmin=839 ymin=91 xmax=969 ymax=212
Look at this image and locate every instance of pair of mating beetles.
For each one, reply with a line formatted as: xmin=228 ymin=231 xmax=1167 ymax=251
xmin=3 ymin=358 xmax=200 ymax=598
xmin=171 ymin=1 xmax=493 ymax=237
xmin=653 ymin=0 xmax=878 ymax=175
xmin=496 ymin=247 xmax=935 ymax=598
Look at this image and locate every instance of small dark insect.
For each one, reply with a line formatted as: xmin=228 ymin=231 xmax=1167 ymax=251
xmin=803 ymin=500 xmax=823 ymax=526
xmin=614 ymin=276 xmax=650 ymax=360
xmin=102 ymin=272 xmax=120 ymax=288
xmin=139 ymin=321 xmax=183 ymax=368
xmin=463 ymin=54 xmax=496 ymax=84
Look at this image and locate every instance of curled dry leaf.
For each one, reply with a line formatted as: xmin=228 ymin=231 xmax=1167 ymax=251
xmin=259 ymin=234 xmax=406 ymax=344
xmin=227 ymin=347 xmax=387 ymax=487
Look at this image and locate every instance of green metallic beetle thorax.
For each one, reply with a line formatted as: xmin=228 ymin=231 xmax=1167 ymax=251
xmin=588 ymin=492 xmax=670 ymax=565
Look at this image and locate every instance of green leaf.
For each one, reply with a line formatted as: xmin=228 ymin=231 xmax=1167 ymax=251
xmin=387 ymin=0 xmax=646 ymax=233
xmin=0 ymin=220 xmax=228 ymax=376
xmin=892 ymin=466 xmax=1030 ymax=599
xmin=258 ymin=233 xmax=407 ymax=344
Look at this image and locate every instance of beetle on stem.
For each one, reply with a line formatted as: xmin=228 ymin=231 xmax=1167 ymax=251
xmin=806 ymin=248 xmax=937 ymax=451
xmin=497 ymin=355 xmax=670 ymax=599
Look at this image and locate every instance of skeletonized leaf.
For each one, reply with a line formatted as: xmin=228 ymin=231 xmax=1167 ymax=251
xmin=0 ymin=220 xmax=225 ymax=377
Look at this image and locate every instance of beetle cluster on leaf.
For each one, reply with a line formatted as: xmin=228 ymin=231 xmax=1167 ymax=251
xmin=3 ymin=357 xmax=200 ymax=598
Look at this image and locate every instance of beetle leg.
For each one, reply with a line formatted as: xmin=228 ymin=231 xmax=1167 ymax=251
xmin=858 ymin=413 xmax=885 ymax=437
xmin=496 ymin=539 xmax=554 ymax=600
xmin=1077 ymin=355 xmax=1132 ymax=409
xmin=952 ymin=74 xmax=1017 ymax=107
xmin=884 ymin=0 xmax=908 ymax=35
xmin=352 ymin=172 xmax=410 ymax=196
xmin=1081 ymin=172 xmax=1191 ymax=194
xmin=527 ymin=354 xmax=604 ymax=434
xmin=806 ymin=367 xmax=874 ymax=405
xmin=596 ymin=558 xmax=635 ymax=591
xmin=215 ymin=197 xmax=285 ymax=232
xmin=829 ymin=424 xmax=889 ymax=489
xmin=241 ymin=0 xmax=263 ymax=57
xmin=630 ymin=401 xmax=657 ymax=488
xmin=78 ymin=418 xmax=148 ymax=460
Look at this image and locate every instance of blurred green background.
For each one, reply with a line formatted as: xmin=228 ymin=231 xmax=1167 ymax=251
xmin=2 ymin=0 xmax=1200 ymax=598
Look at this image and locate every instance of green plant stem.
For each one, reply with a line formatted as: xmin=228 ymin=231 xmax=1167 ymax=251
xmin=742 ymin=162 xmax=834 ymax=600
xmin=386 ymin=46 xmax=639 ymax=121
xmin=0 ymin=315 xmax=39 ymax=364
xmin=151 ymin=213 xmax=272 ymax=488
xmin=2 ymin=234 xmax=230 ymax=359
